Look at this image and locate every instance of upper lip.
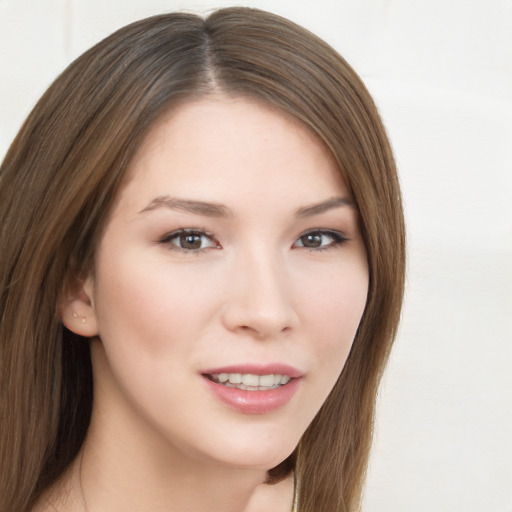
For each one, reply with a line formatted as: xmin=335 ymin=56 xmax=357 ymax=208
xmin=201 ymin=363 xmax=303 ymax=379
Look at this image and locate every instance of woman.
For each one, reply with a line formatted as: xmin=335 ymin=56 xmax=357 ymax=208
xmin=0 ymin=7 xmax=405 ymax=512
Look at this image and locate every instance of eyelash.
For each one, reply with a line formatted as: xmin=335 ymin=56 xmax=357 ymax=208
xmin=159 ymin=228 xmax=349 ymax=254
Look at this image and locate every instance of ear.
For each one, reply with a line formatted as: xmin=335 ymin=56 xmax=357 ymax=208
xmin=59 ymin=273 xmax=99 ymax=338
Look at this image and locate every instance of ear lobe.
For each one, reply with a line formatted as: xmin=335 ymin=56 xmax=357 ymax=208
xmin=59 ymin=274 xmax=99 ymax=338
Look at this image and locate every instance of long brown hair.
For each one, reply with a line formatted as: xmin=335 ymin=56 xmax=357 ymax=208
xmin=0 ymin=8 xmax=405 ymax=512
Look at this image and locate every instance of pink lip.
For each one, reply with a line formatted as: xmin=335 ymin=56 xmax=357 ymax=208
xmin=200 ymin=363 xmax=303 ymax=415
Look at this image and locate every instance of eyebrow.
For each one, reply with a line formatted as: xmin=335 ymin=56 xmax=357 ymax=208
xmin=295 ymin=196 xmax=354 ymax=217
xmin=139 ymin=195 xmax=354 ymax=218
xmin=139 ymin=196 xmax=230 ymax=217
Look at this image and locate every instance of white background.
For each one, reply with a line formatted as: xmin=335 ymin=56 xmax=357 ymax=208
xmin=1 ymin=1 xmax=510 ymax=510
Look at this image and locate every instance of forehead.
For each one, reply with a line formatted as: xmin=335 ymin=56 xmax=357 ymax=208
xmin=121 ymin=95 xmax=348 ymax=210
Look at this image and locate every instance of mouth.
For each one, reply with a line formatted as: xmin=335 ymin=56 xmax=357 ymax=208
xmin=205 ymin=373 xmax=292 ymax=391
xmin=200 ymin=364 xmax=302 ymax=414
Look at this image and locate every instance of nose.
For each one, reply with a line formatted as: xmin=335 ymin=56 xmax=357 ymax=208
xmin=221 ymin=249 xmax=298 ymax=339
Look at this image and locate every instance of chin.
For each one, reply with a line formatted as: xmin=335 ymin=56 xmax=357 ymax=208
xmin=200 ymin=429 xmax=298 ymax=472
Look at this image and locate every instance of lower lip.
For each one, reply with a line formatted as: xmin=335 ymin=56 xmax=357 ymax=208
xmin=202 ymin=376 xmax=301 ymax=414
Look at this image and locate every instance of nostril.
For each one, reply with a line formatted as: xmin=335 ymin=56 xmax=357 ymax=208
xmin=237 ymin=323 xmax=293 ymax=339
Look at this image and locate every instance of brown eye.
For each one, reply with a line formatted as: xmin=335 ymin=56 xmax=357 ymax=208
xmin=179 ymin=233 xmax=203 ymax=250
xmin=293 ymin=230 xmax=348 ymax=250
xmin=300 ymin=233 xmax=323 ymax=248
xmin=161 ymin=229 xmax=218 ymax=252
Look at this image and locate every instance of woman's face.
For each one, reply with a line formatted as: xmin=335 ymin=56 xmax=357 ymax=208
xmin=78 ymin=96 xmax=368 ymax=471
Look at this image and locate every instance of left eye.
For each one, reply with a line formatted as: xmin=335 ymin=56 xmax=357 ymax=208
xmin=161 ymin=230 xmax=218 ymax=251
xmin=293 ymin=230 xmax=347 ymax=249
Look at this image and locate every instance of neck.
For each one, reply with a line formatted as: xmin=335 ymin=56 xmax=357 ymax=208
xmin=36 ymin=416 xmax=294 ymax=512
xmin=77 ymin=428 xmax=294 ymax=512
xmin=72 ymin=403 xmax=294 ymax=512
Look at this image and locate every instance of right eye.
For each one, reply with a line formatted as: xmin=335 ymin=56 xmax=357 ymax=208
xmin=160 ymin=229 xmax=220 ymax=252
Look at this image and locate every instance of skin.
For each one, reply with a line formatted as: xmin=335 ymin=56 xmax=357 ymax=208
xmin=47 ymin=96 xmax=369 ymax=512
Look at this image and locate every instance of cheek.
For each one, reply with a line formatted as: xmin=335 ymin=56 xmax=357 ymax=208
xmin=92 ymin=251 xmax=222 ymax=360
xmin=301 ymin=262 xmax=368 ymax=376
xmin=90 ymin=252 xmax=224 ymax=414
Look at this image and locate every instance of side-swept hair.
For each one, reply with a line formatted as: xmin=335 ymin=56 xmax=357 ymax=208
xmin=0 ymin=8 xmax=405 ymax=512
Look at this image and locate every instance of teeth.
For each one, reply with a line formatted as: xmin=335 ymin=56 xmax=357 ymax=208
xmin=210 ymin=373 xmax=292 ymax=390
xmin=259 ymin=374 xmax=275 ymax=387
xmin=242 ymin=374 xmax=259 ymax=386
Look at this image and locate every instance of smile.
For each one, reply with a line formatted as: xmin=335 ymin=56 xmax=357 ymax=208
xmin=207 ymin=373 xmax=291 ymax=391
xmin=201 ymin=364 xmax=302 ymax=414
